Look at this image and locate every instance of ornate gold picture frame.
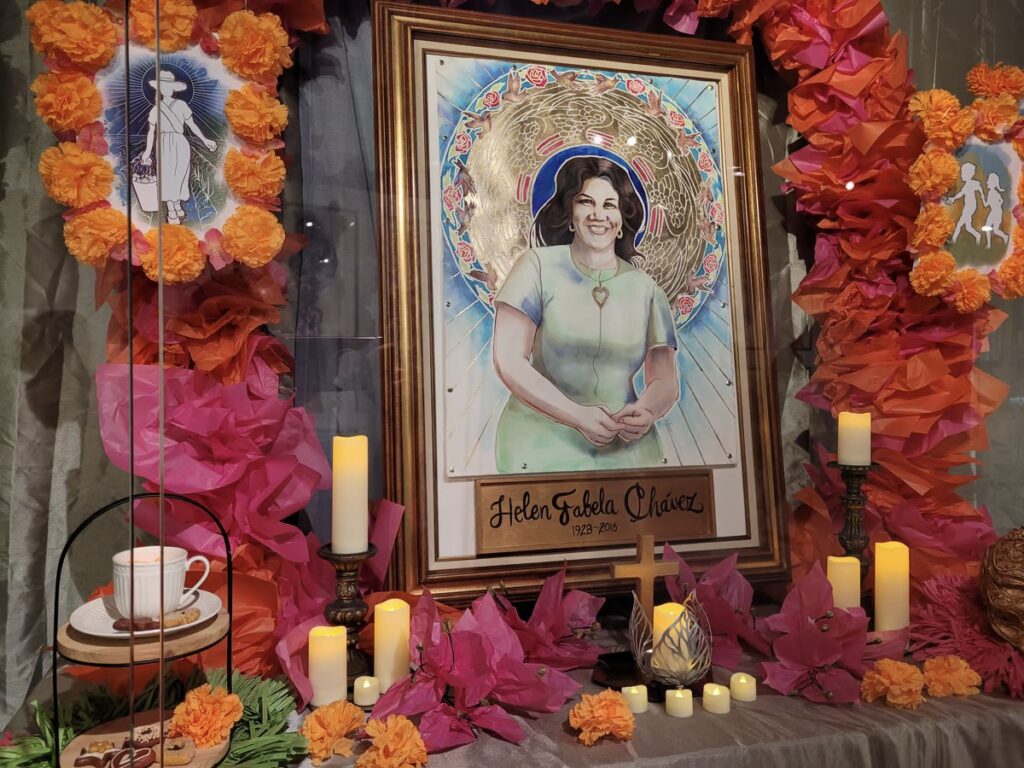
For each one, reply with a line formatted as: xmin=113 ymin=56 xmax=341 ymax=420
xmin=374 ymin=0 xmax=787 ymax=602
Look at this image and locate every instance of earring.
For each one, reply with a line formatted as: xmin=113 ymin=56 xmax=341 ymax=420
xmin=568 ymin=222 xmax=575 ymax=232
xmin=616 ymin=227 xmax=623 ymax=239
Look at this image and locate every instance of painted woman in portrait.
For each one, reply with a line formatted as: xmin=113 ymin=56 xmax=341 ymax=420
xmin=492 ymin=156 xmax=680 ymax=473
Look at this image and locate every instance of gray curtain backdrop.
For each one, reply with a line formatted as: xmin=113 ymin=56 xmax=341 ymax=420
xmin=1 ymin=0 xmax=1021 ymax=727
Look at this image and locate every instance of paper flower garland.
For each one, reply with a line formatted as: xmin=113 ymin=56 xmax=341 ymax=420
xmin=908 ymin=63 xmax=1024 ymax=310
xmin=27 ymin=0 xmax=293 ymax=281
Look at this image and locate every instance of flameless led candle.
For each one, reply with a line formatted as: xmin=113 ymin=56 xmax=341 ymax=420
xmin=653 ymin=602 xmax=686 ymax=645
xmin=827 ymin=555 xmax=862 ymax=610
xmin=308 ymin=626 xmax=347 ymax=707
xmin=332 ymin=436 xmax=368 ymax=554
xmin=665 ymin=688 xmax=693 ymax=718
xmin=837 ymin=412 xmax=871 ymax=466
xmin=702 ymin=683 xmax=730 ymax=714
xmin=374 ymin=598 xmax=411 ymax=692
xmin=622 ymin=685 xmax=649 ymax=714
xmin=730 ymin=673 xmax=757 ymax=703
xmin=353 ymin=676 xmax=381 ymax=707
xmin=874 ymin=541 xmax=910 ymax=631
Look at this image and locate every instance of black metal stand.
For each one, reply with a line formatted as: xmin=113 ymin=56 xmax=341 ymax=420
xmin=317 ymin=543 xmax=377 ymax=683
xmin=828 ymin=461 xmax=878 ymax=581
xmin=52 ymin=492 xmax=233 ymax=767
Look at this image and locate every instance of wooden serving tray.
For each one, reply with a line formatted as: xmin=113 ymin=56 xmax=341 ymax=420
xmin=60 ymin=709 xmax=229 ymax=768
xmin=56 ymin=613 xmax=229 ymax=666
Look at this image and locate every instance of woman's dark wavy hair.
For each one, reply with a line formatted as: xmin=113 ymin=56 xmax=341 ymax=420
xmin=530 ymin=157 xmax=644 ymax=260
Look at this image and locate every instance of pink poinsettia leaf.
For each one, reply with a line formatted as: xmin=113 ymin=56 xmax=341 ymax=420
xmin=825 ymin=609 xmax=869 ymax=675
xmin=410 ymin=588 xmax=441 ymax=657
xmin=419 ymin=705 xmax=476 ymax=753
xmin=528 ymin=565 xmax=570 ymax=639
xmin=762 ymin=660 xmax=810 ymax=695
xmin=662 ymin=543 xmax=693 ymax=602
xmin=371 ymin=672 xmax=444 ymax=719
xmin=465 ymin=704 xmax=526 ymax=744
xmin=700 ymin=553 xmax=753 ymax=612
xmin=865 ymin=627 xmax=909 ymax=662
xmin=774 ymin=627 xmax=843 ymax=670
xmin=764 ymin=562 xmax=834 ymax=635
xmin=563 ymin=589 xmax=604 ymax=630
xmin=802 ymin=668 xmax=862 ymax=705
xmin=711 ymin=635 xmax=743 ymax=669
xmin=490 ymin=662 xmax=580 ymax=713
xmin=467 ymin=592 xmax=526 ymax=662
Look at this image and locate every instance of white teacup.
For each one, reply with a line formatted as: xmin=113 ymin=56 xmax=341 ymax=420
xmin=112 ymin=546 xmax=210 ymax=620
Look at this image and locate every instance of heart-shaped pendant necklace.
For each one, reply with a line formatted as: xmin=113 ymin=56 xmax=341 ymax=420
xmin=592 ymin=284 xmax=609 ymax=307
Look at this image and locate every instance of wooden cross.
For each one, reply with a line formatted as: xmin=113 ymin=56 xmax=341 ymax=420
xmin=611 ymin=534 xmax=678 ymax=622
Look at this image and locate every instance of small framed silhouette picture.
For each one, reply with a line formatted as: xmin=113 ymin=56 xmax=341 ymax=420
xmin=374 ymin=2 xmax=786 ymax=600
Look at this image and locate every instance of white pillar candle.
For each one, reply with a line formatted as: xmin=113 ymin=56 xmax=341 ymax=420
xmin=332 ymin=435 xmax=369 ymax=554
xmin=308 ymin=626 xmax=347 ymax=707
xmin=729 ymin=672 xmax=757 ymax=703
xmin=837 ymin=412 xmax=871 ymax=466
xmin=352 ymin=676 xmax=381 ymax=707
xmin=652 ymin=602 xmax=685 ymax=646
xmin=621 ymin=685 xmax=648 ymax=714
xmin=665 ymin=688 xmax=693 ymax=718
xmin=702 ymin=683 xmax=730 ymax=714
xmin=374 ymin=598 xmax=411 ymax=692
xmin=874 ymin=541 xmax=910 ymax=631
xmin=827 ymin=555 xmax=862 ymax=610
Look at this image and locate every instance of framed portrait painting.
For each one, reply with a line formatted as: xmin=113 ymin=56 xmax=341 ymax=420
xmin=374 ymin=1 xmax=787 ymax=601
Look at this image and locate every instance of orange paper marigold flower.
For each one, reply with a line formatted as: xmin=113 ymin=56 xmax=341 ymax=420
xmin=225 ymin=85 xmax=289 ymax=145
xmin=910 ymin=251 xmax=957 ymax=297
xmin=911 ymin=203 xmax=955 ymax=252
xmin=300 ymin=700 xmax=365 ymax=766
xmin=141 ymin=224 xmax=206 ymax=284
xmin=64 ymin=207 xmax=128 ymax=267
xmin=218 ymin=10 xmax=292 ymax=82
xmin=222 ymin=205 xmax=285 ymax=268
xmin=355 ymin=715 xmax=428 ymax=768
xmin=224 ymin=148 xmax=286 ymax=200
xmin=967 ymin=62 xmax=1024 ymax=100
xmin=952 ymin=268 xmax=992 ymax=313
xmin=130 ymin=0 xmax=197 ymax=52
xmin=31 ymin=72 xmax=102 ymax=134
xmin=168 ymin=684 xmax=243 ymax=748
xmin=38 ymin=142 xmax=113 ymax=209
xmin=26 ymin=0 xmax=117 ymax=72
xmin=973 ymin=94 xmax=1021 ymax=142
xmin=998 ymin=255 xmax=1024 ymax=299
xmin=568 ymin=689 xmax=635 ymax=746
xmin=861 ymin=659 xmax=925 ymax=710
xmin=908 ymin=150 xmax=960 ymax=202
xmin=923 ymin=655 xmax=982 ymax=697
xmin=908 ymin=89 xmax=974 ymax=151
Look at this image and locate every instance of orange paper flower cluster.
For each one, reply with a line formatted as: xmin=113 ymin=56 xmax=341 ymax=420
xmin=908 ymin=150 xmax=960 ymax=202
xmin=355 ymin=715 xmax=428 ymax=768
xmin=224 ymin=148 xmax=286 ymax=200
xmin=226 ymin=84 xmax=290 ymax=144
xmin=64 ymin=207 xmax=128 ymax=267
xmin=567 ymin=689 xmax=635 ymax=746
xmin=910 ymin=203 xmax=955 ymax=253
xmin=130 ymin=0 xmax=198 ymax=52
xmin=168 ymin=684 xmax=243 ymax=748
xmin=38 ymin=142 xmax=113 ymax=209
xmin=31 ymin=72 xmax=102 ymax=134
xmin=141 ymin=224 xmax=206 ymax=284
xmin=909 ymin=250 xmax=956 ymax=297
xmin=972 ymin=94 xmax=1020 ymax=142
xmin=861 ymin=659 xmax=926 ymax=710
xmin=923 ymin=655 xmax=982 ymax=697
xmin=300 ymin=700 xmax=366 ymax=766
xmin=967 ymin=62 xmax=1024 ymax=101
xmin=951 ymin=268 xmax=992 ymax=314
xmin=219 ymin=10 xmax=292 ymax=83
xmin=222 ymin=205 xmax=286 ymax=268
xmin=26 ymin=0 xmax=117 ymax=72
xmin=907 ymin=90 xmax=974 ymax=152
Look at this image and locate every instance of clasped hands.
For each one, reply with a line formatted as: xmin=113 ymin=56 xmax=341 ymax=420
xmin=573 ymin=403 xmax=654 ymax=447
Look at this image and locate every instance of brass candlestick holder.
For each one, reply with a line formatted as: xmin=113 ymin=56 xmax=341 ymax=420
xmin=828 ymin=461 xmax=878 ymax=580
xmin=318 ymin=543 xmax=377 ymax=683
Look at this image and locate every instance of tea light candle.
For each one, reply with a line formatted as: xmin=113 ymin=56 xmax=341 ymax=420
xmin=622 ymin=685 xmax=648 ymax=714
xmin=665 ymin=688 xmax=693 ymax=718
xmin=653 ymin=602 xmax=686 ymax=645
xmin=827 ymin=555 xmax=861 ymax=610
xmin=353 ymin=676 xmax=381 ymax=707
xmin=874 ymin=541 xmax=910 ymax=631
xmin=702 ymin=683 xmax=730 ymax=714
xmin=730 ymin=672 xmax=757 ymax=703
xmin=332 ymin=436 xmax=369 ymax=554
xmin=308 ymin=626 xmax=347 ymax=707
xmin=837 ymin=412 xmax=871 ymax=466
xmin=374 ymin=598 xmax=411 ymax=692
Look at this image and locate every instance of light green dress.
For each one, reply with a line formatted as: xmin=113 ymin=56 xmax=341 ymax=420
xmin=494 ymin=245 xmax=677 ymax=473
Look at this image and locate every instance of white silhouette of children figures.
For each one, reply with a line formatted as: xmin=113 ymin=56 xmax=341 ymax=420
xmin=948 ymin=162 xmax=984 ymax=244
xmin=141 ymin=70 xmax=217 ymax=225
xmin=982 ymin=172 xmax=1010 ymax=249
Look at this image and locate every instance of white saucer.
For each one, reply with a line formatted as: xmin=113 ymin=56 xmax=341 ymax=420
xmin=69 ymin=590 xmax=222 ymax=639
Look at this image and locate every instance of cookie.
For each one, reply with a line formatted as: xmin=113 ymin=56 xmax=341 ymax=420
xmin=129 ymin=725 xmax=161 ymax=749
xmin=110 ymin=747 xmax=156 ymax=768
xmin=87 ymin=741 xmax=116 ymax=754
xmin=113 ymin=617 xmax=160 ymax=632
xmin=159 ymin=737 xmax=196 ymax=766
xmin=73 ymin=750 xmax=107 ymax=768
xmin=162 ymin=608 xmax=200 ymax=629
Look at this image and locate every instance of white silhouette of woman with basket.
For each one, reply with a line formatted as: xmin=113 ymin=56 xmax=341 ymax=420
xmin=136 ymin=70 xmax=217 ymax=224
